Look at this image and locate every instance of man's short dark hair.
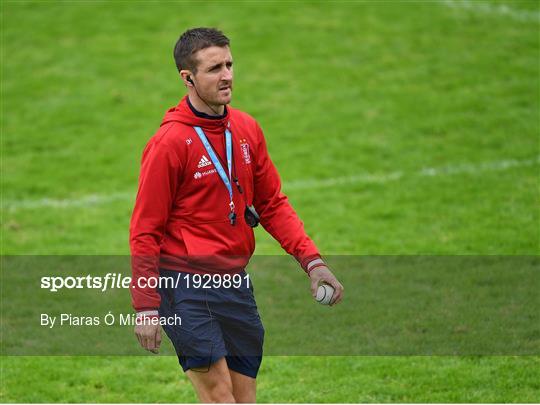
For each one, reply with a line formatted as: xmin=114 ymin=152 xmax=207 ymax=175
xmin=173 ymin=27 xmax=230 ymax=73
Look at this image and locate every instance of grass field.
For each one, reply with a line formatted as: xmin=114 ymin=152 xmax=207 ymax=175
xmin=1 ymin=0 xmax=539 ymax=402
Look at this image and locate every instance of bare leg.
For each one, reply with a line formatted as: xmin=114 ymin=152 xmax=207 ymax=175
xmin=186 ymin=357 xmax=236 ymax=403
xmin=230 ymin=369 xmax=256 ymax=403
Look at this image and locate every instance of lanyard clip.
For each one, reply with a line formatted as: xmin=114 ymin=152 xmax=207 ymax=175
xmin=229 ymin=211 xmax=237 ymax=226
xmin=229 ymin=201 xmax=235 ymax=211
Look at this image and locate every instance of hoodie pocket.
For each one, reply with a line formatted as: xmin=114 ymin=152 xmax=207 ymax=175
xmin=179 ymin=220 xmax=255 ymax=271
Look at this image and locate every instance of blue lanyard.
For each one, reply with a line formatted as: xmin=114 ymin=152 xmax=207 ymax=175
xmin=193 ymin=126 xmax=235 ymax=214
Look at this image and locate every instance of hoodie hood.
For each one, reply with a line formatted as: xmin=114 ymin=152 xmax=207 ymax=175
xmin=161 ymin=96 xmax=230 ymax=133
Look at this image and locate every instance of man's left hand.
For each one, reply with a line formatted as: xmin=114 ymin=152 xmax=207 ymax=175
xmin=309 ymin=266 xmax=344 ymax=306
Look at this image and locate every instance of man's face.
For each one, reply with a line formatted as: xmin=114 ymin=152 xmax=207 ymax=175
xmin=191 ymin=46 xmax=233 ymax=107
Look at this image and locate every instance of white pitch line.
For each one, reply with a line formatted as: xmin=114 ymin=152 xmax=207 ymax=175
xmin=2 ymin=156 xmax=539 ymax=212
xmin=4 ymin=191 xmax=134 ymax=211
xmin=284 ymin=156 xmax=540 ymax=190
xmin=440 ymin=0 xmax=540 ymax=23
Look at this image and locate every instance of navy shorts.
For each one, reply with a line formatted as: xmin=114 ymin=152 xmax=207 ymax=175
xmin=157 ymin=269 xmax=264 ymax=378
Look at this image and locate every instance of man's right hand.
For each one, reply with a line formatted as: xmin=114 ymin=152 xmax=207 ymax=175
xmin=134 ymin=316 xmax=162 ymax=354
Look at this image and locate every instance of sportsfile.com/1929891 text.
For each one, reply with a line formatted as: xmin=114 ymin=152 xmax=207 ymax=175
xmin=40 ymin=272 xmax=251 ymax=292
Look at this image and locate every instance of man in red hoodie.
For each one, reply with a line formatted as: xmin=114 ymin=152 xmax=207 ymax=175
xmin=130 ymin=27 xmax=344 ymax=403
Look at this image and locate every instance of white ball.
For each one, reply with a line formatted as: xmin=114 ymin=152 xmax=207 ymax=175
xmin=316 ymin=283 xmax=335 ymax=305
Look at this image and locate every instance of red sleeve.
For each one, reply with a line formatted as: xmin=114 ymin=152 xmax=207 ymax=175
xmin=251 ymin=122 xmax=321 ymax=272
xmin=129 ymin=125 xmax=182 ymax=311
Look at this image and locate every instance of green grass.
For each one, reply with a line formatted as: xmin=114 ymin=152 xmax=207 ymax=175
xmin=1 ymin=0 xmax=539 ymax=402
xmin=2 ymin=356 xmax=540 ymax=403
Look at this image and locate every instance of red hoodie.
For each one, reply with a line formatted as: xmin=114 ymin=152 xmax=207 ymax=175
xmin=129 ymin=96 xmax=321 ymax=311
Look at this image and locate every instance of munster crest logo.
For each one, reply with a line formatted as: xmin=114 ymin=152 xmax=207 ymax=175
xmin=239 ymin=139 xmax=251 ymax=164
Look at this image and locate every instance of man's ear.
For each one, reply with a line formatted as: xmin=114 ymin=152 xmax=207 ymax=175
xmin=180 ymin=70 xmax=193 ymax=87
